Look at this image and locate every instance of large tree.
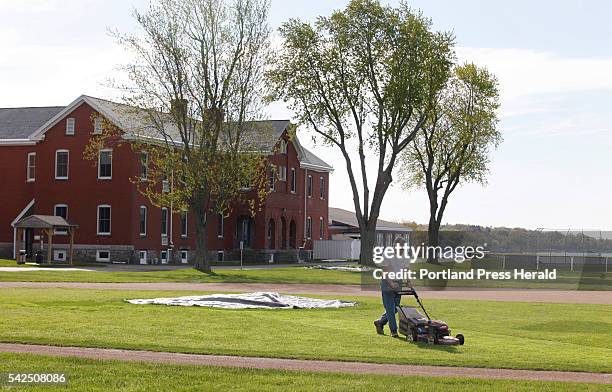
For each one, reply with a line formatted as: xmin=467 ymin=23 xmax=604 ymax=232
xmin=267 ymin=0 xmax=454 ymax=265
xmin=86 ymin=0 xmax=272 ymax=272
xmin=401 ymin=63 xmax=501 ymax=261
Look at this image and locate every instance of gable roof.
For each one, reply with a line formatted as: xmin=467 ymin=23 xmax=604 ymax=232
xmin=329 ymin=207 xmax=411 ymax=232
xmin=13 ymin=214 xmax=77 ymax=229
xmin=3 ymin=95 xmax=332 ymax=172
xmin=299 ymin=145 xmax=333 ymax=171
xmin=0 ymin=106 xmax=64 ymax=140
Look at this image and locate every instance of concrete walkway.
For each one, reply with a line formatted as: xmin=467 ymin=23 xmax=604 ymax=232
xmin=0 ymin=281 xmax=610 ymax=304
xmin=0 ymin=343 xmax=609 ymax=384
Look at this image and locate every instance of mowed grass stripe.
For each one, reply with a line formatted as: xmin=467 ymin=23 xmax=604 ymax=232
xmin=0 ymin=288 xmax=609 ymax=373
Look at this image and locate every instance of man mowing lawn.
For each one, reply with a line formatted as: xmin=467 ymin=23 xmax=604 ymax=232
xmin=374 ymin=240 xmax=408 ymax=338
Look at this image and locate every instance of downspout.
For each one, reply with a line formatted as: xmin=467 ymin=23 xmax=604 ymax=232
xmin=169 ymin=171 xmax=174 ymax=262
xmin=304 ymin=168 xmax=308 ymax=246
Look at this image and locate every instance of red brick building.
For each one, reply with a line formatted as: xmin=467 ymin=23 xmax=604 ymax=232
xmin=0 ymin=95 xmax=332 ymax=264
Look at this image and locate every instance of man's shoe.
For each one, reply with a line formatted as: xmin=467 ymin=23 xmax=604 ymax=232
xmin=391 ymin=332 xmax=399 ymax=338
xmin=373 ymin=320 xmax=384 ymax=335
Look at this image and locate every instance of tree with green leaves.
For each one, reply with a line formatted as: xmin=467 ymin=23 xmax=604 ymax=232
xmin=85 ymin=0 xmax=272 ymax=272
xmin=267 ymin=0 xmax=455 ymax=265
xmin=401 ymin=63 xmax=501 ymax=262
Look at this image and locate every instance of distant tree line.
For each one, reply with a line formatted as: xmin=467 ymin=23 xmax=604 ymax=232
xmin=405 ymin=224 xmax=612 ymax=253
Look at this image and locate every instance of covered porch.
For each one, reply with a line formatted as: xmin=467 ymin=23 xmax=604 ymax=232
xmin=13 ymin=215 xmax=78 ymax=265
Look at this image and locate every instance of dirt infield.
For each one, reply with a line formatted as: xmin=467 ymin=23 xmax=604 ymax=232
xmin=0 ymin=281 xmax=610 ymax=304
xmin=0 ymin=343 xmax=609 ymax=384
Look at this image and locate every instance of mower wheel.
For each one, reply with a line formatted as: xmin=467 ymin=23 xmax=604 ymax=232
xmin=411 ymin=329 xmax=418 ymax=342
xmin=456 ymin=334 xmax=465 ymax=345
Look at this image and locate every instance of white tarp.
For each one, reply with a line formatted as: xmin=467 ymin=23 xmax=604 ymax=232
xmin=126 ymin=292 xmax=356 ymax=309
xmin=305 ymin=265 xmax=371 ymax=272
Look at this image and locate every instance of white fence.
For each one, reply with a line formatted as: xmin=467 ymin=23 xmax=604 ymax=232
xmin=313 ymin=239 xmax=360 ymax=260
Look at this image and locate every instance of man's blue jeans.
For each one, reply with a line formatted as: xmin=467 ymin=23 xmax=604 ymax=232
xmin=380 ymin=279 xmax=402 ymax=333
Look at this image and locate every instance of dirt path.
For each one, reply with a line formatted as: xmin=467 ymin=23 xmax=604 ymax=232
xmin=0 ymin=281 xmax=610 ymax=304
xmin=0 ymin=343 xmax=609 ymax=384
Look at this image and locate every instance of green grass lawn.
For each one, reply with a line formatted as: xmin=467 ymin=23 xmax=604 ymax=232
xmin=0 ymin=264 xmax=360 ymax=284
xmin=0 ymin=258 xmax=609 ymax=289
xmin=0 ymin=288 xmax=609 ymax=373
xmin=0 ymin=353 xmax=607 ymax=392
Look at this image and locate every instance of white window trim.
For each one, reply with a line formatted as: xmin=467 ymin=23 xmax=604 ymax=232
xmin=160 ymin=250 xmax=168 ymax=264
xmin=307 ymin=216 xmax=312 ymax=239
xmin=319 ymin=217 xmax=324 ymax=240
xmin=217 ymin=251 xmax=225 ymax=262
xmin=180 ymin=250 xmax=189 ymax=264
xmin=307 ymin=175 xmax=313 ymax=198
xmin=97 ymin=149 xmax=113 ymax=180
xmin=139 ymin=206 xmax=147 ymax=237
xmin=161 ymin=207 xmax=168 ymax=237
xmin=53 ymin=249 xmax=67 ymax=262
xmin=96 ymin=250 xmax=110 ymax=262
xmin=55 ymin=149 xmax=69 ymax=180
xmin=181 ymin=211 xmax=188 ymax=238
xmin=280 ymin=139 xmax=288 ymax=154
xmin=26 ymin=152 xmax=36 ymax=182
xmin=93 ymin=117 xmax=103 ymax=134
xmin=290 ymin=168 xmax=296 ymax=193
xmin=320 ymin=177 xmax=325 ymax=199
xmin=97 ymin=205 xmax=111 ymax=236
xmin=66 ymin=118 xmax=75 ymax=135
xmin=53 ymin=204 xmax=68 ymax=235
xmin=140 ymin=152 xmax=148 ymax=180
xmin=217 ymin=213 xmax=224 ymax=238
xmin=278 ymin=165 xmax=287 ymax=181
xmin=269 ymin=170 xmax=275 ymax=192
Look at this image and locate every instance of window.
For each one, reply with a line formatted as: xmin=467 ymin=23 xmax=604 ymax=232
xmin=217 ymin=213 xmax=224 ymax=238
xmin=319 ymin=177 xmax=325 ymax=199
xmin=53 ymin=249 xmax=67 ymax=262
xmin=139 ymin=250 xmax=147 ymax=264
xmin=180 ymin=250 xmax=189 ymax=264
xmin=139 ymin=206 xmax=147 ymax=236
xmin=140 ymin=152 xmax=148 ymax=179
xmin=269 ymin=169 xmax=275 ymax=191
xmin=180 ymin=211 xmax=188 ymax=238
xmin=306 ymin=216 xmax=312 ymax=239
xmin=66 ymin=118 xmax=75 ymax=135
xmin=160 ymin=250 xmax=167 ymax=263
xmin=319 ymin=217 xmax=324 ymax=240
xmin=55 ymin=150 xmax=69 ymax=180
xmin=290 ymin=168 xmax=296 ymax=193
xmin=54 ymin=204 xmax=68 ymax=235
xmin=98 ymin=149 xmax=112 ymax=179
xmin=279 ymin=139 xmax=288 ymax=154
xmin=162 ymin=176 xmax=169 ymax=192
xmin=26 ymin=152 xmax=36 ymax=182
xmin=96 ymin=250 xmax=110 ymax=262
xmin=93 ymin=117 xmax=103 ymax=134
xmin=97 ymin=205 xmax=111 ymax=235
xmin=161 ymin=207 xmax=168 ymax=237
xmin=278 ymin=165 xmax=287 ymax=181
xmin=307 ymin=175 xmax=313 ymax=197
xmin=217 ymin=251 xmax=224 ymax=262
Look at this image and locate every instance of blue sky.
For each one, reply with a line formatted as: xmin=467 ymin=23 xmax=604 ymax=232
xmin=1 ymin=0 xmax=610 ymax=229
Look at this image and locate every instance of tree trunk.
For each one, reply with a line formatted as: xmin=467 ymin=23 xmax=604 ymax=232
xmin=193 ymin=197 xmax=210 ymax=273
xmin=359 ymin=226 xmax=376 ymax=266
xmin=427 ymin=214 xmax=441 ymax=264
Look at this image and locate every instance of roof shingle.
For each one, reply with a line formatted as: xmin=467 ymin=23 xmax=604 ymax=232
xmin=0 ymin=107 xmax=64 ymax=139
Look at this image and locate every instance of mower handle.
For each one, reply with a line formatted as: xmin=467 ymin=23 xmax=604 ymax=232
xmin=395 ymin=287 xmax=432 ymax=321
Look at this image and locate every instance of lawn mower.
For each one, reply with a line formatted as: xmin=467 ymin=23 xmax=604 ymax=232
xmin=396 ymin=288 xmax=465 ymax=345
